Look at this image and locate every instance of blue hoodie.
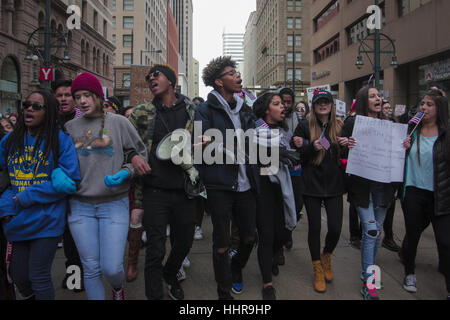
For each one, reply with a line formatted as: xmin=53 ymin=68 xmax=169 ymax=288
xmin=0 ymin=130 xmax=80 ymax=241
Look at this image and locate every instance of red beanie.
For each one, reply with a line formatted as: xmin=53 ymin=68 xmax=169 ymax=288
xmin=71 ymin=72 xmax=104 ymax=100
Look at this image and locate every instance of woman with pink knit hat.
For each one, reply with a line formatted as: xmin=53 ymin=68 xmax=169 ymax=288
xmin=55 ymin=72 xmax=148 ymax=300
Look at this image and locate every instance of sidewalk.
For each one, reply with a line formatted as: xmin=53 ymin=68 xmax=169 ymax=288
xmin=51 ymin=198 xmax=447 ymax=300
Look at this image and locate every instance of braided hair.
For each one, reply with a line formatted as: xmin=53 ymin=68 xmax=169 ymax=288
xmin=6 ymin=90 xmax=61 ymax=169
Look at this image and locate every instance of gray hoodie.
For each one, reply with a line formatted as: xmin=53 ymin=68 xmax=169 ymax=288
xmin=65 ymin=113 xmax=147 ymax=204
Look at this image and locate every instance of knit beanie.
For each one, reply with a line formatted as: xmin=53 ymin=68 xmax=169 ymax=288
xmin=105 ymin=96 xmax=122 ymax=114
xmin=71 ymin=72 xmax=105 ymax=100
xmin=146 ymin=64 xmax=177 ymax=88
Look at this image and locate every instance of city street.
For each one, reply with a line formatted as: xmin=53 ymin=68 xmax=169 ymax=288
xmin=49 ymin=197 xmax=447 ymax=301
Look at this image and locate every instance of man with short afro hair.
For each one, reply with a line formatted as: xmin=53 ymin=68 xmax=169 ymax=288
xmin=195 ymin=56 xmax=259 ymax=300
xmin=202 ymin=56 xmax=237 ymax=90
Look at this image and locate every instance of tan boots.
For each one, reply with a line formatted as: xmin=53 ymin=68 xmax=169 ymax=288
xmin=312 ymin=261 xmax=326 ymax=293
xmin=313 ymin=253 xmax=334 ymax=293
xmin=126 ymin=227 xmax=144 ymax=282
xmin=320 ymin=252 xmax=333 ymax=283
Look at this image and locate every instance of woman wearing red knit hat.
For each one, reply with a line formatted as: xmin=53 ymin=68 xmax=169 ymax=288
xmin=55 ymin=72 xmax=148 ymax=300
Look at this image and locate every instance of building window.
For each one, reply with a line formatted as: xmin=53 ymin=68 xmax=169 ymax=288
xmin=112 ymin=0 xmax=116 ymax=10
xmin=314 ymin=0 xmax=339 ymax=32
xmin=112 ymin=16 xmax=116 ymax=29
xmin=295 ymin=18 xmax=302 ymax=29
xmin=398 ymin=0 xmax=432 ymax=17
xmin=123 ymin=0 xmax=134 ymax=11
xmin=287 ymin=18 xmax=294 ymax=29
xmin=346 ymin=4 xmax=386 ymax=46
xmin=123 ymin=34 xmax=133 ymax=47
xmin=123 ymin=53 xmax=132 ymax=65
xmin=314 ymin=35 xmax=340 ymax=64
xmin=123 ymin=16 xmax=134 ymax=29
xmin=287 ymin=0 xmax=302 ymax=12
xmin=123 ymin=74 xmax=131 ymax=88
xmin=112 ymin=34 xmax=116 ymax=46
xmin=0 ymin=56 xmax=20 ymax=114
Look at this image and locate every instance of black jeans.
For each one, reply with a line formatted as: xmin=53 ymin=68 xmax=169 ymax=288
xmin=402 ymin=186 xmax=450 ymax=292
xmin=207 ymin=189 xmax=256 ymax=296
xmin=195 ymin=197 xmax=205 ymax=228
xmin=142 ymin=188 xmax=195 ymax=300
xmin=257 ymin=177 xmax=289 ymax=284
xmin=304 ymin=195 xmax=343 ymax=261
xmin=63 ymin=225 xmax=82 ymax=270
xmin=10 ymin=237 xmax=60 ymax=300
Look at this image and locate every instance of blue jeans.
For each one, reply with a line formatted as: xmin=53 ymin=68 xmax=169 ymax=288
xmin=68 ymin=197 xmax=129 ymax=300
xmin=10 ymin=237 xmax=60 ymax=300
xmin=357 ymin=195 xmax=387 ymax=281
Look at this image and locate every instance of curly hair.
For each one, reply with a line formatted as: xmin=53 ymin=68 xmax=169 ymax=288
xmin=202 ymin=56 xmax=236 ymax=88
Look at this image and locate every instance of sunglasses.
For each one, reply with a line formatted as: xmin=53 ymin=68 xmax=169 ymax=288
xmin=145 ymin=70 xmax=161 ymax=82
xmin=219 ymin=70 xmax=240 ymax=78
xmin=22 ymin=101 xmax=46 ymax=111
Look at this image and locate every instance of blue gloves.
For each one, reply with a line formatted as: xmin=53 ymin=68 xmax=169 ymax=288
xmin=104 ymin=169 xmax=130 ymax=187
xmin=52 ymin=168 xmax=77 ymax=194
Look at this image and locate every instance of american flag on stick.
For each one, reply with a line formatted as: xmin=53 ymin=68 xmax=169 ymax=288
xmin=409 ymin=111 xmax=425 ymax=125
xmin=319 ymin=130 xmax=331 ymax=150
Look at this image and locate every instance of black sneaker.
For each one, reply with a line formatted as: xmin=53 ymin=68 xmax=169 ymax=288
xmin=167 ymin=281 xmax=184 ymax=300
xmin=231 ymin=265 xmax=243 ymax=294
xmin=218 ymin=289 xmax=234 ymax=300
xmin=262 ymin=286 xmax=276 ymax=300
xmin=382 ymin=237 xmax=400 ymax=252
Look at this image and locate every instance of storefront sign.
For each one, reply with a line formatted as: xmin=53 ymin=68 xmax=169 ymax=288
xmin=312 ymin=71 xmax=331 ymax=81
xmin=422 ymin=58 xmax=450 ymax=82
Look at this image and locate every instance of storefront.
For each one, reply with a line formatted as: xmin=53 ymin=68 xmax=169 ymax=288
xmin=0 ymin=56 xmax=21 ymax=115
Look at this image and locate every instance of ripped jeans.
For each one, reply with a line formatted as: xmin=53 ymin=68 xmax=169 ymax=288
xmin=357 ymin=195 xmax=387 ymax=282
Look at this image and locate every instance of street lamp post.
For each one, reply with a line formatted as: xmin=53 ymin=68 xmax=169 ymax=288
xmin=140 ymin=50 xmax=163 ymax=65
xmin=355 ymin=0 xmax=397 ymax=89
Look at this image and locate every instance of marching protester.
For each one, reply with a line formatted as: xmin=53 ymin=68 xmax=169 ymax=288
xmin=195 ymin=56 xmax=259 ymax=300
xmin=294 ymin=90 xmax=347 ymax=294
xmin=61 ymin=72 xmax=147 ymax=300
xmin=380 ymin=99 xmax=401 ymax=252
xmin=129 ymin=64 xmax=197 ymax=300
xmin=104 ymin=96 xmax=123 ymax=115
xmin=0 ymin=90 xmax=80 ymax=300
xmin=295 ymin=100 xmax=310 ymax=120
xmin=400 ymin=90 xmax=450 ymax=300
xmin=0 ymin=118 xmax=13 ymax=134
xmin=253 ymin=92 xmax=298 ymax=300
xmin=343 ymin=86 xmax=407 ymax=300
xmin=53 ymin=79 xmax=85 ymax=292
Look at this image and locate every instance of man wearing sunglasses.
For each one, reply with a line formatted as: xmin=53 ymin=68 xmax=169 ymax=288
xmin=128 ymin=64 xmax=197 ymax=301
xmin=195 ymin=56 xmax=259 ymax=300
xmin=52 ymin=80 xmax=85 ymax=294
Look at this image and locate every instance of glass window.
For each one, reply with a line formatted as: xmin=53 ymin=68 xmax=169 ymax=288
xmin=123 ymin=16 xmax=134 ymax=29
xmin=123 ymin=53 xmax=132 ymax=65
xmin=123 ymin=0 xmax=133 ymax=10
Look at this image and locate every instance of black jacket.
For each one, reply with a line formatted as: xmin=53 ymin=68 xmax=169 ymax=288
xmin=294 ymin=119 xmax=345 ymax=197
xmin=406 ymin=128 xmax=450 ymax=217
xmin=194 ymin=93 xmax=260 ymax=194
xmin=342 ymin=116 xmax=395 ymax=208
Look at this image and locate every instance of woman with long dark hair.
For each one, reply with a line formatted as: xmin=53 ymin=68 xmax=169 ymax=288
xmin=401 ymin=90 xmax=450 ymax=300
xmin=344 ymin=86 xmax=406 ymax=300
xmin=0 ymin=90 xmax=80 ymax=300
xmin=253 ymin=92 xmax=297 ymax=300
xmin=294 ymin=90 xmax=347 ymax=294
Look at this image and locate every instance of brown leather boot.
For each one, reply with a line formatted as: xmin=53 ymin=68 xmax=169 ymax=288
xmin=320 ymin=252 xmax=333 ymax=283
xmin=313 ymin=260 xmax=326 ymax=293
xmin=126 ymin=227 xmax=143 ymax=282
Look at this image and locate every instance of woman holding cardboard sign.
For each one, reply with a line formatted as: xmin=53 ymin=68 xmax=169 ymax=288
xmin=343 ymin=86 xmax=400 ymax=300
xmin=293 ymin=90 xmax=347 ymax=294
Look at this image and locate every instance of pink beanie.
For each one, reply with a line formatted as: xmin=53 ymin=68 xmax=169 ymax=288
xmin=71 ymin=72 xmax=104 ymax=100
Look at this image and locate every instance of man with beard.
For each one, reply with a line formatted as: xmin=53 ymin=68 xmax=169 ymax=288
xmin=129 ymin=65 xmax=197 ymax=300
xmin=53 ymin=80 xmax=84 ymax=293
xmin=195 ymin=56 xmax=259 ymax=300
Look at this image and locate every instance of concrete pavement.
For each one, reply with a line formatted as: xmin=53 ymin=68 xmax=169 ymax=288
xmin=49 ymin=198 xmax=447 ymax=300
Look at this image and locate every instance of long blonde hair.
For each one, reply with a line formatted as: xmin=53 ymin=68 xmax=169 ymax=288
xmin=308 ymin=102 xmax=343 ymax=166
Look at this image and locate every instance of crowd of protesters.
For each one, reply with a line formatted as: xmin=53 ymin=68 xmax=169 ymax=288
xmin=0 ymin=55 xmax=449 ymax=301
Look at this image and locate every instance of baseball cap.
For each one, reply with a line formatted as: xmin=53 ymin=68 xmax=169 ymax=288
xmin=312 ymin=90 xmax=333 ymax=105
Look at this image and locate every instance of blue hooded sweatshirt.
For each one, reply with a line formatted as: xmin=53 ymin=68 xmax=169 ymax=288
xmin=0 ymin=130 xmax=80 ymax=241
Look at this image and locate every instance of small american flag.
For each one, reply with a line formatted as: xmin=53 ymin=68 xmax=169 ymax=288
xmin=319 ymin=130 xmax=331 ymax=150
xmin=409 ymin=111 xmax=424 ymax=125
xmin=255 ymin=119 xmax=270 ymax=129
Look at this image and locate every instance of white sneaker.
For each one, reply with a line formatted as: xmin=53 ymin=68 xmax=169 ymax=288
xmin=194 ymin=226 xmax=203 ymax=240
xmin=182 ymin=257 xmax=191 ymax=269
xmin=141 ymin=231 xmax=147 ymax=243
xmin=403 ymin=274 xmax=417 ymax=293
xmin=57 ymin=242 xmax=63 ymax=249
xmin=177 ymin=266 xmax=186 ymax=282
xmin=166 ymin=225 xmax=170 ymax=237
